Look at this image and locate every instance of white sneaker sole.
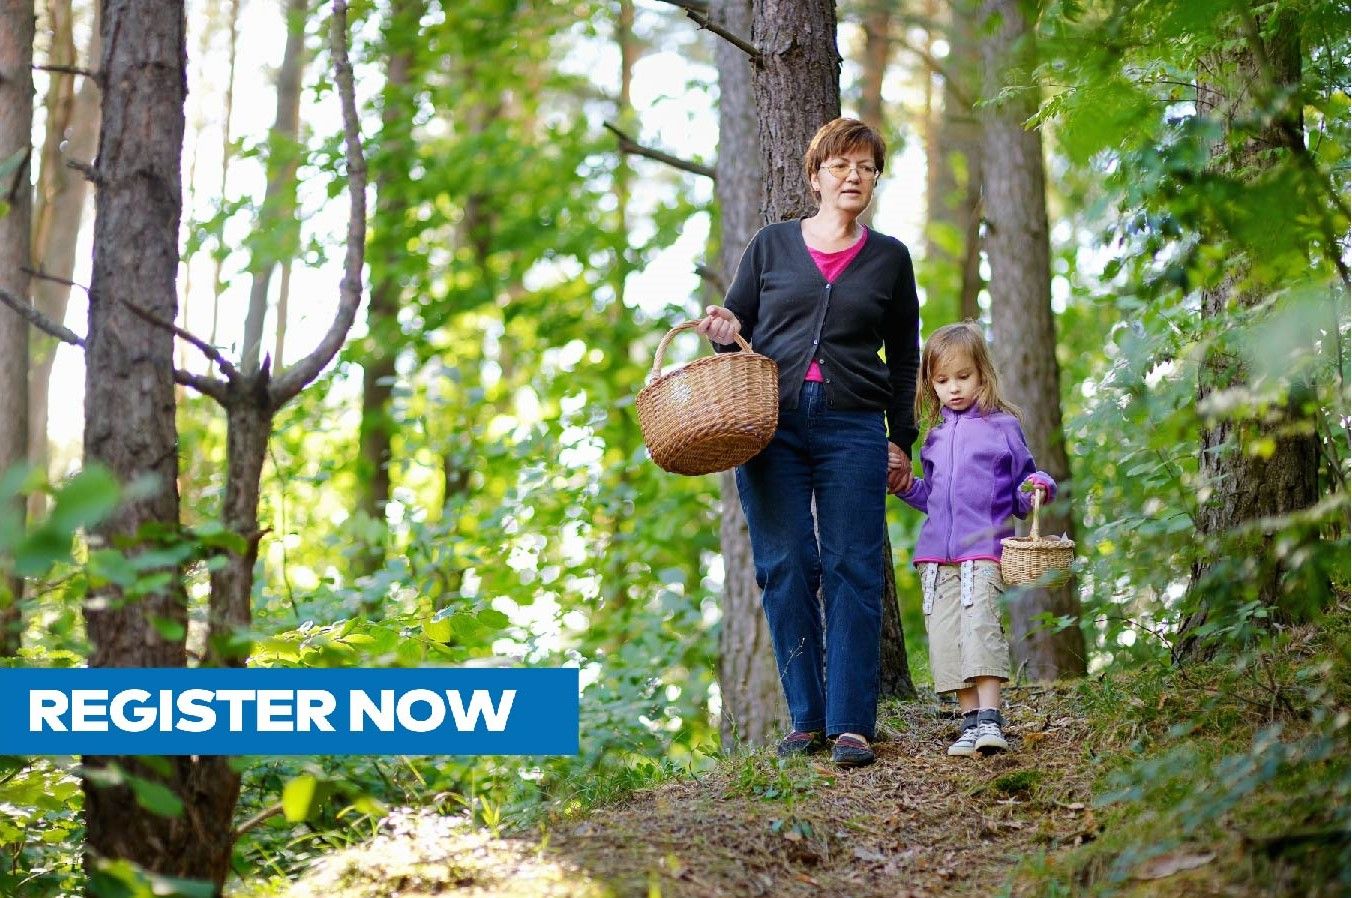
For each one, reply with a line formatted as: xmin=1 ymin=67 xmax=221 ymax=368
xmin=975 ymin=736 xmax=1008 ymax=754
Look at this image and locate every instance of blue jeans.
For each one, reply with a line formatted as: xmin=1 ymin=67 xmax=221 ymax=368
xmin=735 ymin=381 xmax=886 ymax=739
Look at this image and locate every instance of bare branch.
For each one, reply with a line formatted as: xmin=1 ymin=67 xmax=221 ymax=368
xmin=64 ymin=157 xmax=102 ymax=185
xmin=695 ymin=263 xmax=727 ymax=295
xmin=233 ymin=803 xmax=285 ymax=838
xmin=656 ymin=0 xmax=760 ymax=62
xmin=115 ymin=295 xmax=241 ymax=381
xmin=603 ymin=122 xmax=716 ymax=181
xmin=22 ymin=266 xmax=89 ymax=294
xmin=893 ymin=37 xmax=974 ymax=110
xmin=0 ymin=286 xmax=85 ymax=346
xmin=174 ymin=368 xmax=229 ymax=403
xmin=268 ymin=0 xmax=367 ymax=408
xmin=33 ymin=63 xmax=100 ymax=83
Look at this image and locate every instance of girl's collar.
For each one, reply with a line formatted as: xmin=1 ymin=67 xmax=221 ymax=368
xmin=940 ymin=404 xmax=986 ymax=421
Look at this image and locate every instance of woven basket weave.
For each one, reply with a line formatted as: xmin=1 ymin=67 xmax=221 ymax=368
xmin=1000 ymin=489 xmax=1075 ymax=586
xmin=636 ymin=320 xmax=779 ymax=476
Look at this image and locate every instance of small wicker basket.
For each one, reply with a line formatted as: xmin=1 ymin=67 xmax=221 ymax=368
xmin=636 ymin=320 xmax=779 ymax=476
xmin=1000 ymin=489 xmax=1075 ymax=586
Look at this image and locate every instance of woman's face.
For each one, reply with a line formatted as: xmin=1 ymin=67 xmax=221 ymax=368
xmin=810 ymin=146 xmax=879 ymax=217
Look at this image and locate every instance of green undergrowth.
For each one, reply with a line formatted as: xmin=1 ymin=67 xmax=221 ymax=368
xmin=1003 ymin=611 xmax=1351 ymax=898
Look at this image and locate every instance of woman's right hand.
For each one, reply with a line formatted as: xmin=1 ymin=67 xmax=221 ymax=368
xmin=694 ymin=305 xmax=741 ymax=345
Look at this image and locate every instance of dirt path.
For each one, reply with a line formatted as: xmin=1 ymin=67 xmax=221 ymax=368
xmin=282 ymin=687 xmax=1096 ymax=898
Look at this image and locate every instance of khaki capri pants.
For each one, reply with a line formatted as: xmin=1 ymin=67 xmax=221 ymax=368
xmin=920 ymin=560 xmax=1011 ymax=694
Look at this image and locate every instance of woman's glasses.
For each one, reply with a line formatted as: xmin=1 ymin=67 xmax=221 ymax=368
xmin=821 ymin=161 xmax=879 ymax=181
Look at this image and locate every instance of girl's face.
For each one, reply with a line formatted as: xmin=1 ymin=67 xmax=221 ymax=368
xmin=930 ymin=350 xmax=981 ymax=413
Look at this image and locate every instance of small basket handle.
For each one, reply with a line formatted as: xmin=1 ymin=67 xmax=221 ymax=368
xmin=1029 ymin=487 xmax=1042 ymax=539
xmin=649 ymin=319 xmax=754 ymax=382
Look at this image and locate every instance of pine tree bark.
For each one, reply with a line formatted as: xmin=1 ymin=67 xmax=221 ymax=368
xmin=0 ymin=0 xmax=34 ymax=655
xmin=1177 ymin=8 xmax=1320 ymax=660
xmin=979 ymin=0 xmax=1086 ymax=680
xmin=27 ymin=2 xmax=99 ymax=522
xmin=77 ymin=2 xmax=241 ymax=889
xmin=711 ymin=0 xmax=785 ymax=748
xmin=752 ymin=0 xmax=840 ymax=223
xmin=355 ymin=0 xmax=424 ymax=578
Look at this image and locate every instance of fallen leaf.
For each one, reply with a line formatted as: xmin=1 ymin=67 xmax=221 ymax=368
xmin=1134 ymin=851 xmax=1215 ymax=880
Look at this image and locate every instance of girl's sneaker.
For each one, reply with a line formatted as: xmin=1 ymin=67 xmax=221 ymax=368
xmin=974 ymin=709 xmax=1009 ymax=754
xmin=947 ymin=711 xmax=980 ymax=756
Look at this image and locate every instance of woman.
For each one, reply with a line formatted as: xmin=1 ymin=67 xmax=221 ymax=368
xmin=697 ymin=118 xmax=919 ymax=767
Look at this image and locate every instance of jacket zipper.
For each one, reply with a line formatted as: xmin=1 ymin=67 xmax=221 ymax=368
xmin=945 ymin=416 xmax=958 ymax=560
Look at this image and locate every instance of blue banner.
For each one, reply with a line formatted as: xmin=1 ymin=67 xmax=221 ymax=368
xmin=0 ymin=667 xmax=579 ymax=756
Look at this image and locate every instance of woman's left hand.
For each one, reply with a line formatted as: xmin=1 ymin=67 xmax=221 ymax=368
xmin=887 ymin=443 xmax=913 ymax=494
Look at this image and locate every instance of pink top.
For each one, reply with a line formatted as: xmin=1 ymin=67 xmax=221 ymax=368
xmin=804 ymin=227 xmax=868 ymax=382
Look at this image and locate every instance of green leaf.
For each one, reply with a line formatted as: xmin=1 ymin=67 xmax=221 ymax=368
xmin=48 ymin=467 xmax=121 ymax=533
xmin=282 ymin=773 xmax=319 ymax=822
xmin=128 ymin=775 xmax=184 ymax=818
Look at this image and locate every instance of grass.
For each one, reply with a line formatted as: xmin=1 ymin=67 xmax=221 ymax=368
xmin=1001 ymin=611 xmax=1351 ymax=898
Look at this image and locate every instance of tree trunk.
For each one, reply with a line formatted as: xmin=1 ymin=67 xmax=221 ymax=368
xmin=79 ymin=2 xmax=243 ymax=890
xmin=1177 ymin=8 xmax=1320 ymax=660
xmin=28 ymin=0 xmax=99 ymax=522
xmin=207 ymin=0 xmax=240 ymax=377
xmin=712 ymin=0 xmax=785 ymax=748
xmin=355 ymin=0 xmax=424 ymax=578
xmin=0 ymin=0 xmax=34 ymax=656
xmin=241 ymin=0 xmax=307 ymax=375
xmin=854 ymin=0 xmax=890 ymax=231
xmin=927 ymin=0 xmax=982 ymax=322
xmin=979 ymin=0 xmax=1086 ymax=681
xmin=752 ymin=0 xmax=840 ymax=223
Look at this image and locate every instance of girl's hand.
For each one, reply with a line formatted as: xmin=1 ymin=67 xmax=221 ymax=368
xmin=1021 ymin=473 xmax=1054 ymax=502
xmin=694 ymin=305 xmax=740 ymax=345
xmin=887 ymin=443 xmax=913 ymax=494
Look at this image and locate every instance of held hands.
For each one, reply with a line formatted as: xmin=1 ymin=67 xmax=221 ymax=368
xmin=887 ymin=443 xmax=913 ymax=495
xmin=695 ymin=305 xmax=741 ymax=345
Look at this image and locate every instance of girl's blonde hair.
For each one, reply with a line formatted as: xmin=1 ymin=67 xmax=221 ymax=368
xmin=915 ymin=321 xmax=1022 ymax=427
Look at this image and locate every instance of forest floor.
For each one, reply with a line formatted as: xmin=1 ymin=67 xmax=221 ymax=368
xmin=260 ymin=688 xmax=1122 ymax=898
xmin=253 ymin=615 xmax=1352 ymax=898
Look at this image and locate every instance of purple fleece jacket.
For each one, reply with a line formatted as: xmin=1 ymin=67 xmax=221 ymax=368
xmin=897 ymin=405 xmax=1056 ymax=564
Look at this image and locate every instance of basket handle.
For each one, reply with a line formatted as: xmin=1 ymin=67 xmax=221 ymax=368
xmin=649 ymin=319 xmax=754 ymax=382
xmin=1029 ymin=488 xmax=1042 ymax=539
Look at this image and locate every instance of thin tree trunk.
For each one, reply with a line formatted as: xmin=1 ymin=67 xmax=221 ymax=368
xmin=854 ymin=0 xmax=889 ymax=230
xmin=241 ymin=0 xmax=307 ymax=375
xmin=979 ymin=0 xmax=1086 ymax=681
xmin=927 ymin=0 xmax=982 ymax=323
xmin=1177 ymin=8 xmax=1320 ymax=660
xmin=207 ymin=0 xmax=240 ymax=376
xmin=713 ymin=0 xmax=782 ymax=751
xmin=27 ymin=1 xmax=97 ymax=522
xmin=355 ymin=0 xmax=424 ymax=579
xmin=0 ymin=0 xmax=34 ymax=656
xmin=273 ymin=256 xmax=291 ymax=367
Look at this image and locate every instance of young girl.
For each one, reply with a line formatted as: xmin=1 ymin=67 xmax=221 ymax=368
xmin=892 ymin=322 xmax=1055 ymax=756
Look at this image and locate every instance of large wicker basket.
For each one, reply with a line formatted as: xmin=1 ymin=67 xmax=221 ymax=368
xmin=1000 ymin=489 xmax=1075 ymax=586
xmin=636 ymin=320 xmax=779 ymax=476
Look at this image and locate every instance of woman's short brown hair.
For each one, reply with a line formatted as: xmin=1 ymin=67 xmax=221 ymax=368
xmin=803 ymin=118 xmax=886 ymax=186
